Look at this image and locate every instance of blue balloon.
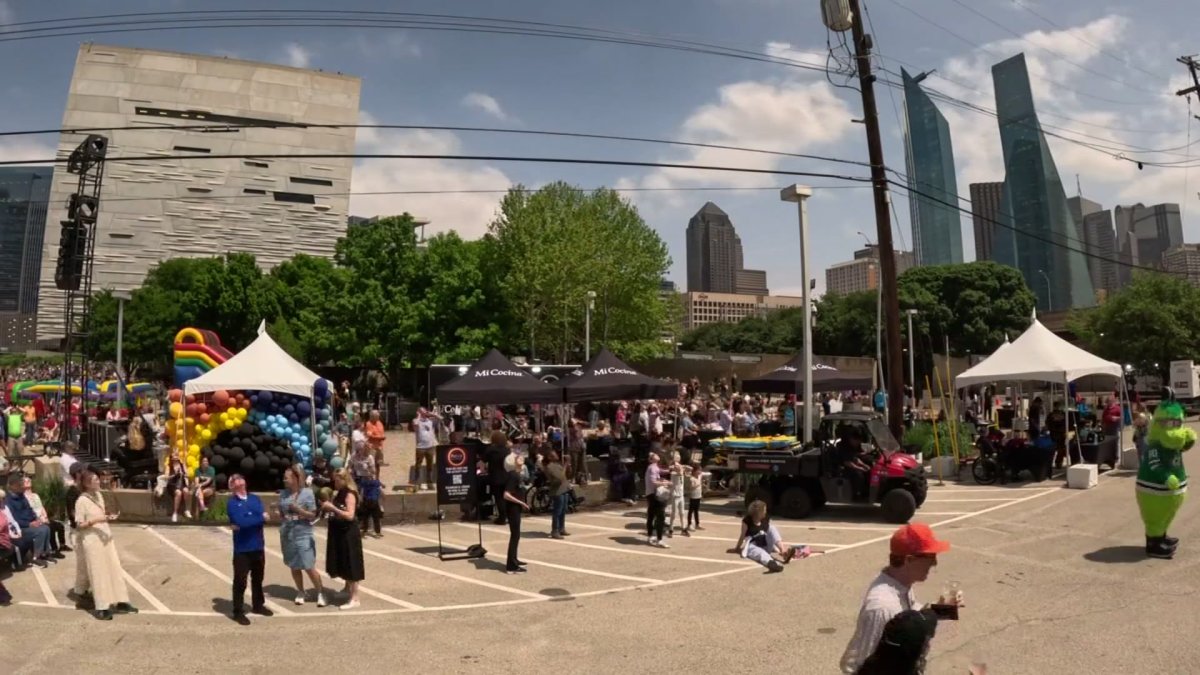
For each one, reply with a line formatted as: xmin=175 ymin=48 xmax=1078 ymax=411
xmin=330 ymin=456 xmax=345 ymax=470
xmin=297 ymin=400 xmax=311 ymax=416
xmin=317 ymin=408 xmax=330 ymax=420
xmin=259 ymin=391 xmax=273 ymax=404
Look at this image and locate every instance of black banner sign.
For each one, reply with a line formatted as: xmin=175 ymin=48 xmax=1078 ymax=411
xmin=436 ymin=443 xmax=478 ymax=506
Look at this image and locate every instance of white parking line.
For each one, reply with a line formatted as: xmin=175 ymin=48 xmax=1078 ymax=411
xmin=584 ymin=511 xmax=896 ymax=532
xmin=923 ymin=498 xmax=1033 ymax=503
xmin=122 ymin=570 xmax=172 ymax=613
xmin=145 ymin=526 xmax=294 ymax=616
xmin=312 ymin=530 xmax=544 ymax=599
xmin=219 ymin=527 xmax=423 ymax=610
xmin=383 ymin=527 xmax=663 ymax=584
xmin=31 ymin=566 xmax=57 ymax=606
xmin=926 ymin=487 xmax=1055 ymax=493
xmin=461 ymin=522 xmax=756 ymax=566
xmin=563 ymin=519 xmax=846 ymax=549
xmin=930 ymin=489 xmax=1063 ymax=529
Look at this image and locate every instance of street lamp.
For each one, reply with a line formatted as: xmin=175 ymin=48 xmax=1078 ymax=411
xmin=1037 ymin=269 xmax=1052 ymax=312
xmin=782 ymin=185 xmax=814 ymax=443
xmin=112 ymin=290 xmax=132 ymax=381
xmin=585 ymin=290 xmax=597 ymax=361
xmin=905 ymin=309 xmax=918 ymax=401
xmin=858 ymin=231 xmax=884 ymax=394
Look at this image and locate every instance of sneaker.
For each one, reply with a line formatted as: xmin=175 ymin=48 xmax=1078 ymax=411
xmin=666 ymin=530 xmax=674 ymax=538
xmin=505 ymin=567 xmax=527 ymax=574
xmin=682 ymin=529 xmax=691 ymax=537
xmin=32 ymin=558 xmax=48 ymax=568
xmin=695 ymin=525 xmax=704 ymax=531
xmin=294 ymin=592 xmax=305 ymax=606
xmin=184 ymin=511 xmax=192 ymax=520
xmin=171 ymin=513 xmax=178 ymax=523
xmin=558 ymin=530 xmax=570 ymax=537
xmin=59 ymin=545 xmax=73 ymax=552
xmin=114 ymin=602 xmax=139 ymax=614
xmin=654 ymin=539 xmax=670 ymax=549
xmin=94 ymin=609 xmax=114 ymax=621
xmin=250 ymin=606 xmax=275 ymax=617
xmin=316 ymin=593 xmax=327 ymax=608
xmin=51 ymin=551 xmax=66 ymax=560
xmin=339 ymin=600 xmax=361 ymax=611
xmin=233 ymin=613 xmax=251 ymax=626
xmin=551 ymin=532 xmax=563 ymax=540
xmin=622 ymin=498 xmax=635 ymax=505
xmin=646 ymin=535 xmax=655 ymax=546
xmin=767 ymin=560 xmax=785 ymax=573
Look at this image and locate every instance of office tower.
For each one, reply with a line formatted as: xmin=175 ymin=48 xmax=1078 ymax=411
xmin=992 ymin=53 xmax=1095 ymax=312
xmin=1113 ymin=203 xmax=1183 ymax=287
xmin=825 ymin=245 xmax=915 ymax=296
xmin=1067 ymin=196 xmax=1117 ymax=299
xmin=1165 ymin=244 xmax=1200 ymax=288
xmin=685 ymin=202 xmax=769 ymax=294
xmin=36 ymin=44 xmax=361 ymax=340
xmin=683 ymin=291 xmax=803 ymax=330
xmin=0 ymin=167 xmax=52 ymax=350
xmin=902 ymin=68 xmax=963 ymax=266
xmin=969 ymin=181 xmax=1004 ymax=261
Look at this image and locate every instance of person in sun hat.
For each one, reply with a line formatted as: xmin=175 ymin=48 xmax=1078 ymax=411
xmin=839 ymin=523 xmax=952 ymax=674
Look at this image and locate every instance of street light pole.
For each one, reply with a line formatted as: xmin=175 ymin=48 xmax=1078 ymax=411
xmin=906 ymin=309 xmax=918 ymax=403
xmin=113 ymin=290 xmax=132 ymax=380
xmin=1037 ymin=269 xmax=1052 ymax=312
xmin=585 ymin=290 xmax=596 ymax=360
xmin=782 ymin=185 xmax=814 ymax=444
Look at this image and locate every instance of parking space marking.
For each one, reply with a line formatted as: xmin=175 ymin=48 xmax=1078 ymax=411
xmin=312 ymin=530 xmax=545 ymax=599
xmin=122 ymin=570 xmax=172 ymax=613
xmin=564 ymin=519 xmax=845 ymax=549
xmin=146 ymin=526 xmax=294 ymax=616
xmin=925 ymin=487 xmax=1054 ymax=493
xmin=584 ymin=511 xmax=897 ymax=532
xmin=923 ymin=498 xmax=1035 ymax=503
xmin=929 ymin=489 xmax=1063 ymax=529
xmin=219 ymin=527 xmax=423 ymax=610
xmin=383 ymin=527 xmax=663 ymax=584
xmin=461 ymin=523 xmax=756 ymax=566
xmin=31 ymin=566 xmax=57 ymax=606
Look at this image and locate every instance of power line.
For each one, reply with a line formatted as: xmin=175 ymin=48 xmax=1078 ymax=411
xmin=862 ymin=0 xmax=910 ymax=253
xmin=0 ymin=122 xmax=876 ymax=170
xmin=1007 ymin=0 xmax=1162 ymax=80
xmin=941 ymin=0 xmax=1160 ymax=96
xmin=882 ymin=0 xmax=1146 ymax=107
xmin=0 ymin=11 xmax=839 ymax=75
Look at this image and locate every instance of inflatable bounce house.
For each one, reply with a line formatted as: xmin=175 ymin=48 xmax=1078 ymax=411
xmin=173 ymin=327 xmax=235 ymax=389
xmin=164 ymin=325 xmax=337 ymax=491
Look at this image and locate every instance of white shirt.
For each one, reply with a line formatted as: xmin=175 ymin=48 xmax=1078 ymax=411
xmin=414 ymin=417 xmax=436 ymax=449
xmin=352 ymin=429 xmax=367 ymax=453
xmin=840 ymin=571 xmax=920 ymax=673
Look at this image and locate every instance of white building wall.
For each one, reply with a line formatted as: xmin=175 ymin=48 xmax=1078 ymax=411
xmin=37 ymin=44 xmax=361 ymax=340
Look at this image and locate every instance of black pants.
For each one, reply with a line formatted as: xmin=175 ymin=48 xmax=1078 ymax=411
xmin=646 ymin=494 xmax=666 ymax=540
xmin=492 ymin=483 xmax=509 ymax=524
xmin=232 ymin=550 xmax=265 ymax=615
xmin=358 ymin=498 xmax=382 ymax=535
xmin=686 ymin=498 xmax=701 ymax=528
xmin=505 ymin=503 xmax=522 ymax=571
xmin=49 ymin=521 xmax=68 ymax=550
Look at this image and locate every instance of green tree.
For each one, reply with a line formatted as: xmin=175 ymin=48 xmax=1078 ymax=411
xmin=897 ymin=262 xmax=1036 ymax=356
xmin=258 ymin=254 xmax=350 ymax=364
xmin=1068 ymin=272 xmax=1200 ymax=377
xmin=814 ymin=291 xmax=878 ymax=357
xmin=488 ymin=182 xmax=672 ymax=361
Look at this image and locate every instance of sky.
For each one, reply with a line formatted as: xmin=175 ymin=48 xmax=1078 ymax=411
xmin=1 ymin=0 xmax=1197 ymax=296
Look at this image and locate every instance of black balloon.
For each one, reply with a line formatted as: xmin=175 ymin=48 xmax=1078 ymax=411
xmin=211 ymin=454 xmax=228 ymax=471
xmin=215 ymin=473 xmax=228 ymax=491
xmin=240 ymin=456 xmax=255 ymax=472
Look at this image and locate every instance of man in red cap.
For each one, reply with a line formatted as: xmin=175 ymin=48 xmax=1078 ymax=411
xmin=839 ymin=523 xmax=951 ymax=674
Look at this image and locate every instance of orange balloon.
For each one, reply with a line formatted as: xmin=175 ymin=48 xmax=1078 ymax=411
xmin=186 ymin=394 xmax=196 ymax=405
xmin=186 ymin=403 xmax=199 ymax=417
xmin=168 ymin=389 xmax=183 ymax=403
xmin=213 ymin=390 xmax=230 ymax=409
xmin=196 ymin=402 xmax=207 ymax=415
xmin=199 ymin=413 xmax=211 ymax=425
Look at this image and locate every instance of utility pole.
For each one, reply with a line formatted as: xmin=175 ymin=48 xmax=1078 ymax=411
xmin=1178 ymin=55 xmax=1200 ymax=99
xmin=845 ymin=0 xmax=905 ymax=439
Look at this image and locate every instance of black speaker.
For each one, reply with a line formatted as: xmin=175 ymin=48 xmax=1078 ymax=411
xmin=67 ymin=193 xmax=99 ymax=225
xmin=66 ymin=134 xmax=109 ymax=174
xmin=54 ymin=220 xmax=87 ymax=291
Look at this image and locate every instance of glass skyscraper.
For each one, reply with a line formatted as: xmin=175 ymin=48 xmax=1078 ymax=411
xmin=902 ymin=68 xmax=963 ymax=266
xmin=0 ymin=166 xmax=52 ymax=350
xmin=992 ymin=54 xmax=1095 ymax=312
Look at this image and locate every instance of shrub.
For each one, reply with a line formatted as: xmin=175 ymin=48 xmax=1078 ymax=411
xmin=33 ymin=476 xmax=69 ymax=520
xmin=902 ymin=421 xmax=974 ymax=458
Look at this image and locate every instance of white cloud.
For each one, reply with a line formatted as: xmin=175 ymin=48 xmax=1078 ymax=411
xmin=282 ymin=43 xmax=312 ymax=69
xmin=349 ymin=111 xmax=513 ymax=239
xmin=0 ymin=2 xmax=13 ymax=31
xmin=0 ymin=137 xmax=55 ymax=165
xmin=461 ymin=92 xmax=511 ymax=121
xmin=354 ymin=33 xmax=422 ymax=61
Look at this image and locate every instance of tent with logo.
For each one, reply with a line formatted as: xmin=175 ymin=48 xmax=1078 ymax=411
xmin=435 ymin=348 xmax=562 ymax=405
xmin=557 ymin=348 xmax=679 ymax=402
xmin=742 ymin=354 xmax=875 ymax=395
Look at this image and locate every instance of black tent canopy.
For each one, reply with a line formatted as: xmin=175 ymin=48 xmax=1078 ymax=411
xmin=742 ymin=355 xmax=873 ymax=395
xmin=435 ymin=349 xmax=562 ymax=405
xmin=557 ymin=348 xmax=679 ymax=402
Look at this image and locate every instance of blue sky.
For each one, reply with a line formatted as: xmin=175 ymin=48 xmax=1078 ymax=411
xmin=1 ymin=0 xmax=1196 ymax=295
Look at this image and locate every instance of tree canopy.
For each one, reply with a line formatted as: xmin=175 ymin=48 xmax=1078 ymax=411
xmin=83 ymin=183 xmax=675 ymax=378
xmin=1068 ymin=272 xmax=1200 ymax=377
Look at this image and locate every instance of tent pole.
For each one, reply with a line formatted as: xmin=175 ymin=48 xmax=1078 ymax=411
xmin=309 ymin=384 xmax=319 ymax=472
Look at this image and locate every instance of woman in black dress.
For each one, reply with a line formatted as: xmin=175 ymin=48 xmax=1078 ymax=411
xmin=321 ymin=468 xmax=364 ymax=610
xmin=502 ymin=453 xmax=531 ymax=574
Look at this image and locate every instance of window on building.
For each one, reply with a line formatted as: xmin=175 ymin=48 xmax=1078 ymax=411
xmin=273 ymin=191 xmax=316 ymax=204
xmin=244 ymin=160 xmax=270 ymax=169
xmin=290 ymin=176 xmax=333 ymax=187
xmin=173 ymin=145 xmax=210 ymax=154
xmin=243 ymin=188 xmax=267 ymax=195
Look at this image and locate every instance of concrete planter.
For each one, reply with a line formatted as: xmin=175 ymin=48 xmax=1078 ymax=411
xmin=926 ymin=456 xmax=961 ymax=481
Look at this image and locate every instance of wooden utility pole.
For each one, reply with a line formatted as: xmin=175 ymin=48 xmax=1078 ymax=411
xmin=848 ymin=0 xmax=905 ymax=439
xmin=1177 ymin=55 xmax=1200 ymax=99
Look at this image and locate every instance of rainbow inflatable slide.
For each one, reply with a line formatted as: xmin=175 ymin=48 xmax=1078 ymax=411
xmin=173 ymin=327 xmax=234 ymax=388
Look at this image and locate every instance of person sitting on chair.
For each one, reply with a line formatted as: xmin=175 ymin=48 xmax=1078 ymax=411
xmin=838 ymin=428 xmax=872 ymax=499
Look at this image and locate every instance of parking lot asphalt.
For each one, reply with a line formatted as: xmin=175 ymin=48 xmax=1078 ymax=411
xmin=7 ymin=468 xmax=1128 ymax=674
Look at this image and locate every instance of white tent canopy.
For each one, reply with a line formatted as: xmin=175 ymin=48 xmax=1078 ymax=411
xmin=184 ymin=322 xmax=325 ymax=397
xmin=955 ymin=319 xmax=1121 ymax=388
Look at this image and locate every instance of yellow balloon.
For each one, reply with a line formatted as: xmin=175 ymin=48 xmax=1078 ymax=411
xmin=185 ymin=417 xmax=195 ymax=425
xmin=237 ymin=407 xmax=248 ymax=418
xmin=219 ymin=412 xmax=228 ymax=422
xmin=169 ymin=402 xmax=182 ymax=418
xmin=200 ymin=428 xmax=212 ymax=440
xmin=225 ymin=419 xmax=235 ymax=429
xmin=188 ymin=444 xmax=200 ymax=455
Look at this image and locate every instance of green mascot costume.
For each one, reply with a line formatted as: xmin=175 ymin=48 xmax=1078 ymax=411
xmin=1136 ymin=393 xmax=1195 ymax=559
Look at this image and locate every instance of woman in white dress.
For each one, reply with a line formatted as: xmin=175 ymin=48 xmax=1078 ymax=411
xmin=74 ymin=468 xmax=138 ymax=620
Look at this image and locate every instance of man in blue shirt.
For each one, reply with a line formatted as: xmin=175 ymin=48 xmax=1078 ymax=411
xmin=226 ymin=474 xmax=272 ymax=625
xmin=5 ymin=473 xmax=53 ymax=567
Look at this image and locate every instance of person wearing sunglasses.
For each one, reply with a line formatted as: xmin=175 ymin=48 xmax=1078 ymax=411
xmin=840 ymin=523 xmax=952 ymax=674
